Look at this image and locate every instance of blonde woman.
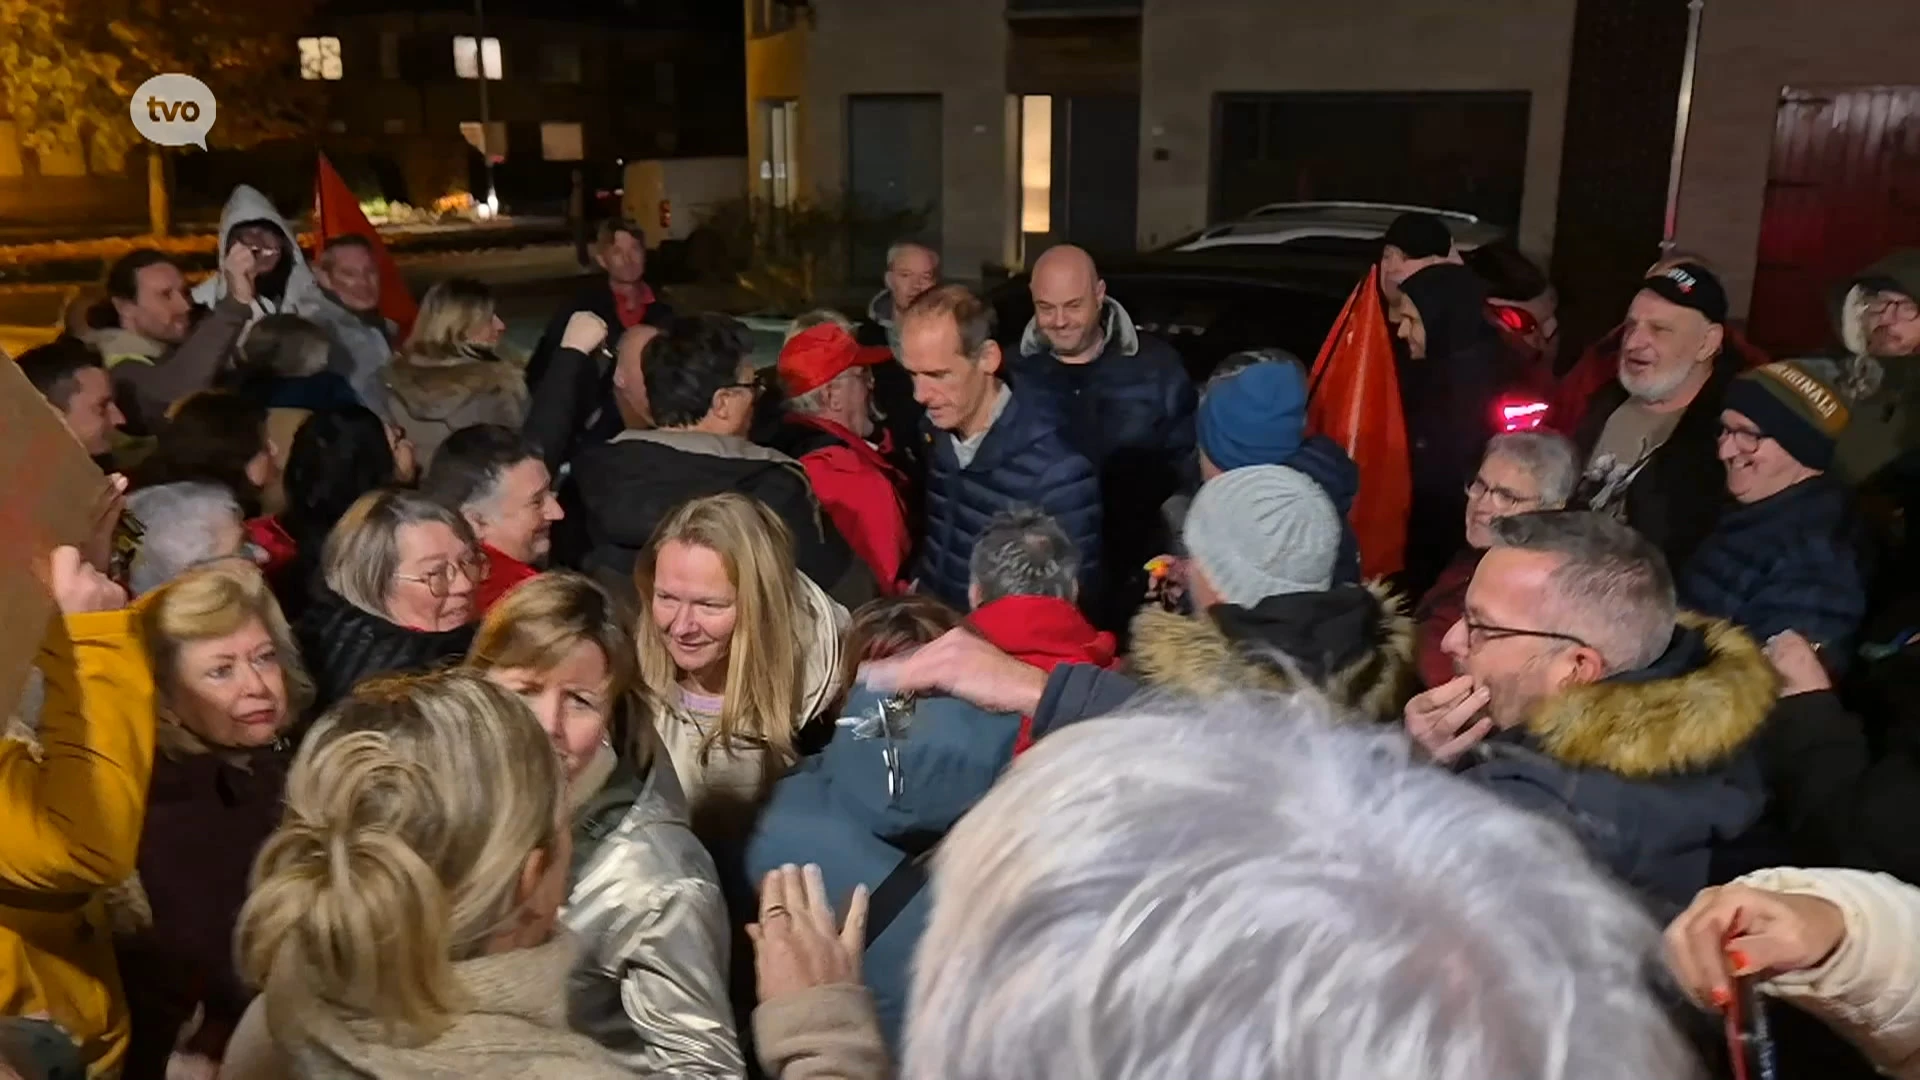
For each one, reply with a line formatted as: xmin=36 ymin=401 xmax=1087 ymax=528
xmin=117 ymin=563 xmax=312 ymax=1078
xmin=468 ymin=572 xmax=744 ymax=1077
xmin=382 ymin=277 xmax=527 ymax=468
xmin=222 ymin=670 xmax=629 ymax=1080
xmin=635 ymin=493 xmax=847 ymax=847
xmin=292 ymin=488 xmax=481 ymax=713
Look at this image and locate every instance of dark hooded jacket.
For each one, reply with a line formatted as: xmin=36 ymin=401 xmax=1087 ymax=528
xmin=564 ymin=429 xmax=878 ymax=612
xmin=522 ymin=281 xmax=676 ymax=473
xmin=1458 ymin=614 xmax=1776 ymax=914
xmin=1127 ymin=581 xmax=1415 ymax=721
xmin=856 ymin=291 xmax=930 ymax=491
xmin=1679 ymin=474 xmax=1869 ymax=664
xmin=744 ymin=684 xmax=1022 ymax=1053
xmin=292 ymin=586 xmax=475 ymax=716
xmin=1573 ymin=347 xmax=1746 ymax=573
xmin=1009 ymin=299 xmax=1199 ymax=630
xmin=1398 ymin=265 xmax=1503 ymax=596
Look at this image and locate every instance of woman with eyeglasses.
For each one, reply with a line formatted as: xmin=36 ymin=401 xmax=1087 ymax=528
xmin=114 ymin=563 xmax=312 ymax=1079
xmin=1414 ymin=432 xmax=1579 ymax=688
xmin=383 ymin=278 xmax=527 ymax=471
xmin=466 ymin=572 xmax=744 ymax=1077
xmin=292 ymin=488 xmax=482 ymax=715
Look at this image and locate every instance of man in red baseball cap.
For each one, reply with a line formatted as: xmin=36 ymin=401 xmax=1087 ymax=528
xmin=766 ymin=318 xmax=914 ymax=592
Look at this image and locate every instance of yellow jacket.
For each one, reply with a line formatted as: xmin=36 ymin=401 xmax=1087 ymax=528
xmin=1 ymin=609 xmax=156 ymax=1077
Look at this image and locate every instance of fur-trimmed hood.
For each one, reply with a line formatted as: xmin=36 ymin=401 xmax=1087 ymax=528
xmin=1523 ymin=613 xmax=1776 ymax=777
xmin=1017 ymin=296 xmax=1144 ymax=361
xmin=382 ymin=348 xmax=528 ymax=422
xmin=1128 ymin=581 xmax=1414 ymax=721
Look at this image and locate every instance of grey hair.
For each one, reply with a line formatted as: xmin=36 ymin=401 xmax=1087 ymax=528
xmin=885 ymin=241 xmax=939 ymax=273
xmin=1488 ymin=511 xmax=1677 ymax=672
xmin=968 ymin=508 xmax=1079 ymax=606
xmin=906 ymin=694 xmax=1700 ymax=1080
xmin=322 ymin=489 xmax=477 ymax=618
xmin=782 ymin=308 xmax=856 ymax=345
xmin=1482 ymin=431 xmax=1580 ymax=509
xmin=125 ymin=483 xmax=246 ymax=597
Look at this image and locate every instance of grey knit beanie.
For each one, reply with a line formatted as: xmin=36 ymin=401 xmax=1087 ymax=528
xmin=1184 ymin=465 xmax=1341 ymax=607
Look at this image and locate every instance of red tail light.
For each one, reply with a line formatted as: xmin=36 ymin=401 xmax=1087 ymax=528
xmin=1491 ymin=304 xmax=1538 ymax=335
xmin=1498 ymin=399 xmax=1550 ymax=433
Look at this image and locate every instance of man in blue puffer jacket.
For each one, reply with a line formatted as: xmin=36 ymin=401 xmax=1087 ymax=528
xmin=901 ymin=285 xmax=1101 ymax=609
xmin=745 ymin=682 xmax=1022 ymax=1052
xmin=1011 ymin=245 xmax=1196 ymax=631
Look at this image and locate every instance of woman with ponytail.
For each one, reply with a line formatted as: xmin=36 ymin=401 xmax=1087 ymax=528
xmin=219 ymin=669 xmax=631 ymax=1079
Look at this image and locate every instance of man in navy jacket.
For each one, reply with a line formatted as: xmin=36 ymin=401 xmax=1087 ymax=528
xmin=1011 ymin=245 xmax=1196 ymax=630
xmin=900 ymin=285 xmax=1101 ymax=610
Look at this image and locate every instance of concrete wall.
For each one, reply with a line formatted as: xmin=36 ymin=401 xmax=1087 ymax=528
xmin=1673 ymin=0 xmax=1920 ymax=318
xmin=1135 ymin=0 xmax=1579 ymax=259
xmin=801 ymin=0 xmax=1013 ymax=282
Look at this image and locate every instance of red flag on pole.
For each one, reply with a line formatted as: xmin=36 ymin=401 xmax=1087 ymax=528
xmin=1306 ymin=271 xmax=1411 ymax=578
xmin=313 ymin=153 xmax=418 ymax=339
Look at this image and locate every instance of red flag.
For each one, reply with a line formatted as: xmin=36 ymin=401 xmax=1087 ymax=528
xmin=1307 ymin=271 xmax=1410 ymax=578
xmin=313 ymin=153 xmax=418 ymax=339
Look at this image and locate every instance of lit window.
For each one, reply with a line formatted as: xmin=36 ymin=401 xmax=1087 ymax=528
xmin=299 ymin=36 xmax=344 ymax=81
xmin=454 ymin=36 xmax=503 ymax=80
xmin=459 ymin=121 xmax=508 ymax=161
xmin=541 ymin=122 xmax=584 ymax=162
xmin=1021 ymin=96 xmax=1052 ymax=234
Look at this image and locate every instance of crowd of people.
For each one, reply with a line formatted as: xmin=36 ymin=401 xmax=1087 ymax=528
xmin=6 ymin=184 xmax=1920 ymax=1079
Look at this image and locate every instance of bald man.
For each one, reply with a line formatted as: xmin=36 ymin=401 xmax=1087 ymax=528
xmin=612 ymin=322 xmax=661 ymax=429
xmin=858 ymin=239 xmax=944 ymax=517
xmin=1010 ymin=244 xmax=1197 ymax=634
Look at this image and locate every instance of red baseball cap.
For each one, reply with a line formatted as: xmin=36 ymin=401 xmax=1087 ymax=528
xmin=777 ymin=323 xmax=891 ymax=398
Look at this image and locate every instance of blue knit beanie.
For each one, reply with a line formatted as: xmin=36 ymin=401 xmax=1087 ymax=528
xmin=1198 ymin=361 xmax=1308 ymax=472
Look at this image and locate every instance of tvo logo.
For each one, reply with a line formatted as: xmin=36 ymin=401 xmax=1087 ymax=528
xmin=130 ymin=74 xmax=217 ymax=150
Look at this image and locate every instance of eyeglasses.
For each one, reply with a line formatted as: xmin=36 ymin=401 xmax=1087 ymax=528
xmin=1866 ymin=295 xmax=1919 ymax=321
xmin=726 ymin=379 xmax=765 ymax=398
xmin=1462 ymin=616 xmax=1592 ymax=652
xmin=1465 ymin=477 xmax=1542 ymax=513
xmin=395 ymin=555 xmax=488 ymax=598
xmin=1717 ymin=423 xmax=1763 ymax=454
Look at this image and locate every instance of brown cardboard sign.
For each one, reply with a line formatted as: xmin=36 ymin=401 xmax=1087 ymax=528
xmin=1 ymin=358 xmax=111 ymax=713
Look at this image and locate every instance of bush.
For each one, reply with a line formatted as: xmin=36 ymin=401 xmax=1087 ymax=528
xmin=695 ymin=193 xmax=929 ymax=311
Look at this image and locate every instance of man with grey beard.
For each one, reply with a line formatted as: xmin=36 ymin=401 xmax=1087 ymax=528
xmin=1571 ymin=262 xmax=1745 ymax=570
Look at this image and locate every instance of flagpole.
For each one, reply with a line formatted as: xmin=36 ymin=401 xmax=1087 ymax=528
xmin=476 ymin=0 xmax=498 ymax=216
xmin=1660 ymin=0 xmax=1705 ymax=252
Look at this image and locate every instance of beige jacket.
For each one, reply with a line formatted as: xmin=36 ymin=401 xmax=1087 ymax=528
xmin=652 ymin=573 xmax=847 ymax=848
xmin=1738 ymin=866 xmax=1920 ymax=1079
xmin=382 ymin=349 xmax=529 ymax=470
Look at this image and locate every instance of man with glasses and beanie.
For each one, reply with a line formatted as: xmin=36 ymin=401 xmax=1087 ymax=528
xmin=1573 ymin=261 xmax=1748 ymax=572
xmin=564 ymin=313 xmax=878 ymax=609
xmin=766 ymin=322 xmax=913 ymax=593
xmin=1678 ymin=361 xmax=1866 ymax=667
xmin=1403 ymin=510 xmax=1774 ymax=914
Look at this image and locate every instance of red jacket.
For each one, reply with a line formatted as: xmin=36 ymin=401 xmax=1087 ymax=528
xmin=783 ymin=414 xmax=912 ymax=594
xmin=246 ymin=516 xmax=298 ymax=575
xmin=474 ymin=543 xmax=539 ymax=615
xmin=1413 ymin=548 xmax=1482 ymax=689
xmin=1553 ymin=325 xmax=1769 ymax=436
xmin=968 ymin=594 xmax=1120 ymax=754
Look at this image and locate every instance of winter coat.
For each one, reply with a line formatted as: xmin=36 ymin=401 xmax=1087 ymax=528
xmin=1573 ymin=347 xmax=1747 ymax=573
xmin=292 ymin=586 xmax=475 ymax=717
xmin=1 ymin=610 xmax=155 ymax=1078
xmin=917 ymin=388 xmax=1101 ymax=610
xmin=746 ymin=684 xmax=1023 ymax=1053
xmin=301 ymin=292 xmax=398 ymax=415
xmin=473 ymin=544 xmax=539 ymax=617
xmin=1554 ymin=325 xmax=1768 ymax=437
xmin=966 ymin=594 xmax=1119 ymax=755
xmin=1128 ymin=581 xmax=1415 ymax=722
xmin=563 ymin=741 xmax=742 ymax=1078
xmin=523 ymin=282 xmax=675 ymax=472
xmin=220 ymin=931 xmax=639 ymax=1080
xmin=1459 ymin=614 xmax=1775 ymax=914
xmin=87 ymin=303 xmax=253 ymax=437
xmin=650 ymin=572 xmax=847 ymax=850
xmin=1010 ymin=300 xmax=1198 ymax=629
xmin=1800 ymin=250 xmax=1920 ymax=489
xmin=189 ymin=185 xmax=329 ymax=322
xmin=764 ymin=414 xmax=913 ymax=594
xmin=1397 ymin=265 xmax=1504 ymax=596
xmin=117 ymin=743 xmax=290 ymax=1076
xmin=382 ymin=348 xmax=530 ymax=471
xmin=857 ymin=292 xmax=930 ymax=488
xmin=1414 ymin=548 xmax=1482 ymax=689
xmin=1678 ymin=474 xmax=1868 ymax=663
xmin=1287 ymin=436 xmax=1365 ymax=585
xmin=1734 ymin=866 xmax=1920 ymax=1080
xmin=566 ymin=429 xmax=878 ymax=614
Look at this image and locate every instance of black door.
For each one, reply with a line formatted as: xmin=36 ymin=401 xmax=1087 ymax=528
xmin=847 ymin=94 xmax=943 ymax=283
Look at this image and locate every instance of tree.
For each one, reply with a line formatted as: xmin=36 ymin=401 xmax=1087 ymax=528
xmin=0 ymin=0 xmax=320 ymax=237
